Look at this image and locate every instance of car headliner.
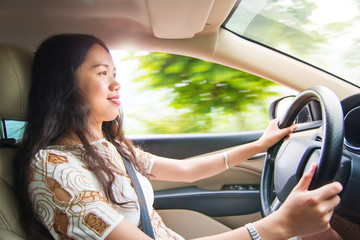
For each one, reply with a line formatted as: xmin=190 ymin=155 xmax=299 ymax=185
xmin=0 ymin=0 xmax=231 ymax=49
xmin=0 ymin=0 xmax=358 ymax=98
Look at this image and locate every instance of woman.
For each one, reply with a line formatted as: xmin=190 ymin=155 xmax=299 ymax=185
xmin=13 ymin=34 xmax=342 ymax=240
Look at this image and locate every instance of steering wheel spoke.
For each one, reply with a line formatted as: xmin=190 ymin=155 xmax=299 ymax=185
xmin=270 ymin=196 xmax=282 ymax=212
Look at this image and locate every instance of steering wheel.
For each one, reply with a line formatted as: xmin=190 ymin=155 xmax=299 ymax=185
xmin=261 ymin=86 xmax=344 ymax=217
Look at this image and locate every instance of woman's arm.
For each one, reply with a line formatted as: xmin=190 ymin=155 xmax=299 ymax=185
xmin=197 ymin=164 xmax=342 ymax=240
xmin=108 ymin=164 xmax=342 ymax=240
xmin=150 ymin=118 xmax=297 ymax=182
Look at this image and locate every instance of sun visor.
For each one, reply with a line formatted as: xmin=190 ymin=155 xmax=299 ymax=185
xmin=146 ymin=0 xmax=215 ymax=39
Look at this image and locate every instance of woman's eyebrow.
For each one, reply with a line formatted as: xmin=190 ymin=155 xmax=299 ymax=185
xmin=91 ymin=63 xmax=116 ymax=71
xmin=91 ymin=63 xmax=109 ymax=69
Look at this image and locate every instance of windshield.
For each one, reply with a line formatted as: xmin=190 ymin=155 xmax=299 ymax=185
xmin=224 ymin=0 xmax=360 ymax=87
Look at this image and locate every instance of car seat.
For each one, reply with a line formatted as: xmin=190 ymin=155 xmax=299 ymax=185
xmin=0 ymin=44 xmax=33 ymax=240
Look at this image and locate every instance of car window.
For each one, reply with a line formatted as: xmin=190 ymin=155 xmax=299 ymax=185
xmin=224 ymin=0 xmax=360 ymax=86
xmin=112 ymin=51 xmax=297 ymax=135
xmin=2 ymin=120 xmax=26 ymax=140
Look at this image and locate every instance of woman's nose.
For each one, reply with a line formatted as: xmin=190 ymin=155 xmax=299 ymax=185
xmin=111 ymin=79 xmax=121 ymax=91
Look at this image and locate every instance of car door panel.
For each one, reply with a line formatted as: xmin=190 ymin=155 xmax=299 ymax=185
xmin=130 ymin=129 xmax=316 ymax=229
xmin=154 ymin=186 xmax=260 ymax=217
xmin=131 ymin=131 xmax=263 ymax=159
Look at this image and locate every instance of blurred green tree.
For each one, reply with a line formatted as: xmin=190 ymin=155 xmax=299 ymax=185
xmin=123 ymin=52 xmax=282 ymax=134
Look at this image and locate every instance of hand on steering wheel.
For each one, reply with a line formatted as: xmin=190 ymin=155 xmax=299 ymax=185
xmin=274 ymin=163 xmax=342 ymax=237
xmin=261 ymin=86 xmax=344 ymax=217
xmin=254 ymin=162 xmax=342 ymax=239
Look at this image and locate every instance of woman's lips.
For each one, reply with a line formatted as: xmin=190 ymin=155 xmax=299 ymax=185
xmin=108 ymin=96 xmax=121 ymax=106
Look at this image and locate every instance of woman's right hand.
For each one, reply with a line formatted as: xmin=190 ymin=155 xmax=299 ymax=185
xmin=266 ymin=163 xmax=343 ymax=239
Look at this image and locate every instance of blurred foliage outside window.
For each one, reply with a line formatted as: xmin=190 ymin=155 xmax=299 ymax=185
xmin=113 ymin=51 xmax=295 ymax=135
xmin=225 ymin=0 xmax=360 ymax=85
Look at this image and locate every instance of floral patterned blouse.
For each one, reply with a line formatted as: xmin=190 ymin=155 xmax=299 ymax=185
xmin=28 ymin=138 xmax=184 ymax=240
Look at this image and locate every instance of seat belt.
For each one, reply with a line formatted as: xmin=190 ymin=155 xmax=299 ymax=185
xmin=122 ymin=157 xmax=155 ymax=239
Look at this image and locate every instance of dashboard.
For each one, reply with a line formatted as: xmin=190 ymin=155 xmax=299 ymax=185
xmin=333 ymin=93 xmax=360 ymax=224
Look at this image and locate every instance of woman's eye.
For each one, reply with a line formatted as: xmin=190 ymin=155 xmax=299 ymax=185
xmin=99 ymin=71 xmax=107 ymax=76
xmin=112 ymin=73 xmax=116 ymax=78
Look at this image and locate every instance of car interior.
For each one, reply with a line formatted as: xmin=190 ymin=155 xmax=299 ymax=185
xmin=1 ymin=0 xmax=360 ymax=239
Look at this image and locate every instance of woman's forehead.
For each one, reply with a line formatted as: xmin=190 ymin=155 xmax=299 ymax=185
xmin=84 ymin=44 xmax=115 ymax=68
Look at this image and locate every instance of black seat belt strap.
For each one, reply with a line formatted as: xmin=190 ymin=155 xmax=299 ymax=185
xmin=122 ymin=157 xmax=155 ymax=239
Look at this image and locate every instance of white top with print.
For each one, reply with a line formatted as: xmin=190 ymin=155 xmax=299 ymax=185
xmin=28 ymin=138 xmax=184 ymax=240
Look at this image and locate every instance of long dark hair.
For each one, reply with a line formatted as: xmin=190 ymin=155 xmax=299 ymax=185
xmin=13 ymin=34 xmax=144 ymax=239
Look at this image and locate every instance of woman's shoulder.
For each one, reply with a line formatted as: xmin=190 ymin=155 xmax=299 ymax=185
xmin=32 ymin=145 xmax=84 ymax=166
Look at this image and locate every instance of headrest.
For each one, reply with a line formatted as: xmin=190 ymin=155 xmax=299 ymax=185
xmin=0 ymin=44 xmax=33 ymax=121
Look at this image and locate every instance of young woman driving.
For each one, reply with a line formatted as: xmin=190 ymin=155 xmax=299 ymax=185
xmin=14 ymin=34 xmax=342 ymax=240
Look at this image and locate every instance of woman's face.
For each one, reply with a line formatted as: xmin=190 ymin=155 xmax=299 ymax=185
xmin=75 ymin=44 xmax=121 ymax=129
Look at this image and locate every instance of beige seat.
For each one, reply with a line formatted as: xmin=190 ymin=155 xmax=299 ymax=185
xmin=0 ymin=44 xmax=33 ymax=240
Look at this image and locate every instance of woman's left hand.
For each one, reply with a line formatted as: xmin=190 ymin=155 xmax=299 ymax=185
xmin=257 ymin=118 xmax=297 ymax=152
